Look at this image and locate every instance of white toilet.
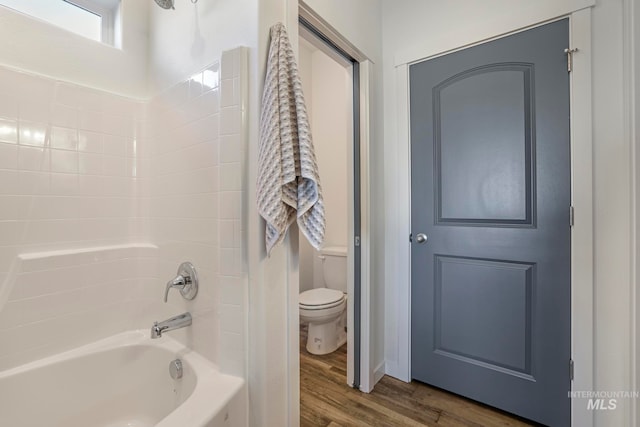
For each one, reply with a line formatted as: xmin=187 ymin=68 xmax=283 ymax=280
xmin=299 ymin=246 xmax=347 ymax=355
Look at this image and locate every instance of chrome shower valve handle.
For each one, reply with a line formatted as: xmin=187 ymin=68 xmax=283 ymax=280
xmin=164 ymin=262 xmax=198 ymax=302
xmin=164 ymin=275 xmax=186 ymax=302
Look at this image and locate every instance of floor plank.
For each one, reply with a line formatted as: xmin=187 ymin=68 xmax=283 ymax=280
xmin=300 ymin=325 xmax=536 ymax=427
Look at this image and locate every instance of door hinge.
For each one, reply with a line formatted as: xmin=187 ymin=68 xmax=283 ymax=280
xmin=564 ymin=48 xmax=578 ymax=73
xmin=355 ymin=236 xmax=361 ymax=247
xmin=570 ymin=359 xmax=574 ymax=381
xmin=569 ymin=206 xmax=575 ymax=227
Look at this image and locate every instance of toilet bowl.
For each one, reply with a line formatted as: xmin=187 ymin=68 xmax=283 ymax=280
xmin=299 ymin=246 xmax=347 ymax=355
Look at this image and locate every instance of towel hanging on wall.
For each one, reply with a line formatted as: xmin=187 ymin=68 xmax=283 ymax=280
xmin=257 ymin=22 xmax=325 ymax=256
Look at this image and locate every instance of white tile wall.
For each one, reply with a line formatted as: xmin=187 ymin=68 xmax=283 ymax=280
xmin=0 ymin=67 xmax=145 ymax=247
xmin=0 ymin=66 xmax=151 ymax=369
xmin=0 ymin=244 xmax=159 ymax=370
xmin=217 ymin=48 xmax=247 ymax=377
xmin=146 ymin=47 xmax=247 ymax=376
xmin=0 ymin=47 xmax=248 ymax=377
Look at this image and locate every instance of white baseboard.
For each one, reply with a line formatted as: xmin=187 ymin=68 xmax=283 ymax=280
xmin=373 ymin=361 xmax=386 ymax=385
xmin=384 ymin=361 xmax=410 ymax=383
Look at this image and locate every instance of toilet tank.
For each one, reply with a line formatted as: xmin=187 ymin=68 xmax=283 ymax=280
xmin=320 ymin=246 xmax=347 ymax=292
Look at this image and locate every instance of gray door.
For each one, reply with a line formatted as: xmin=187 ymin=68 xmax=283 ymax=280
xmin=410 ymin=19 xmax=571 ymax=426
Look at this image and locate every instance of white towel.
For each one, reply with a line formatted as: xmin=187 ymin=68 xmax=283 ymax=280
xmin=257 ymin=23 xmax=325 ymax=256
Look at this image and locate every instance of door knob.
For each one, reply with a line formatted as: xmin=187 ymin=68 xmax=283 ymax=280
xmin=415 ymin=233 xmax=428 ymax=244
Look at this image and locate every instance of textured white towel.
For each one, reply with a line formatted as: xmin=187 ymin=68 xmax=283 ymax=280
xmin=257 ymin=23 xmax=325 ymax=256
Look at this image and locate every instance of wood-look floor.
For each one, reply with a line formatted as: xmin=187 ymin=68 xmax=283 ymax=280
xmin=300 ymin=325 xmax=536 ymax=427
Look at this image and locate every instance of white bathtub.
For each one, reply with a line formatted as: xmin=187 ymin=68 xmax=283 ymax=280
xmin=0 ymin=331 xmax=246 ymax=427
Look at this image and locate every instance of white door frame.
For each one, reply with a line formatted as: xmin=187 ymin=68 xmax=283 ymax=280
xmin=630 ymin=0 xmax=640 ymax=421
xmin=297 ymin=1 xmax=375 ymax=392
xmin=387 ymin=7 xmax=595 ymax=427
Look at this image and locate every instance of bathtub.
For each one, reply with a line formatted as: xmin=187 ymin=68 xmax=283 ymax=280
xmin=0 ymin=330 xmax=246 ymax=427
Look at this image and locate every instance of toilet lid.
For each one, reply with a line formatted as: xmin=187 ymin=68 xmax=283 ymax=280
xmin=299 ymin=288 xmax=344 ymax=309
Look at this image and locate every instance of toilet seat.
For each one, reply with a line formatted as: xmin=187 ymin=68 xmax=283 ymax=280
xmin=299 ymin=288 xmax=345 ymax=310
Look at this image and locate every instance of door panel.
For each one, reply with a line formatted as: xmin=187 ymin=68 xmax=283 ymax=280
xmin=435 ymin=256 xmax=533 ymax=375
xmin=436 ymin=64 xmax=534 ymax=224
xmin=410 ymin=19 xmax=571 ymax=426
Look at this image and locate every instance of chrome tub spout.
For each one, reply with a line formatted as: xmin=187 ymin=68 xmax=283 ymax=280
xmin=151 ymin=312 xmax=192 ymax=339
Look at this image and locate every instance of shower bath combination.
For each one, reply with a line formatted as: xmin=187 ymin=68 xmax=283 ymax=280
xmin=154 ymin=0 xmax=198 ymax=10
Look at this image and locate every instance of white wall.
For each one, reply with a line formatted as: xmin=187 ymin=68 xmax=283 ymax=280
xmin=297 ymin=41 xmax=315 ymax=293
xmin=0 ymin=0 xmax=260 ymax=99
xmin=0 ymin=1 xmax=149 ymax=98
xmin=148 ymin=0 xmax=257 ymax=94
xmin=247 ymin=2 xmax=296 ymax=424
xmin=382 ymin=1 xmax=634 ymax=426
xmin=297 ymin=40 xmax=350 ymax=293
xmin=301 ymin=0 xmax=383 ymax=65
xmin=591 ymin=1 xmax=632 ymax=425
xmin=310 ymin=51 xmax=350 ymax=250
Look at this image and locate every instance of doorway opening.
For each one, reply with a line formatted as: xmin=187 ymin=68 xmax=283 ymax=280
xmin=297 ymin=16 xmax=362 ymax=390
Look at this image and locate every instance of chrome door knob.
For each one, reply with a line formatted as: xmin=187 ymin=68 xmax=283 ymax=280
xmin=415 ymin=233 xmax=428 ymax=244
